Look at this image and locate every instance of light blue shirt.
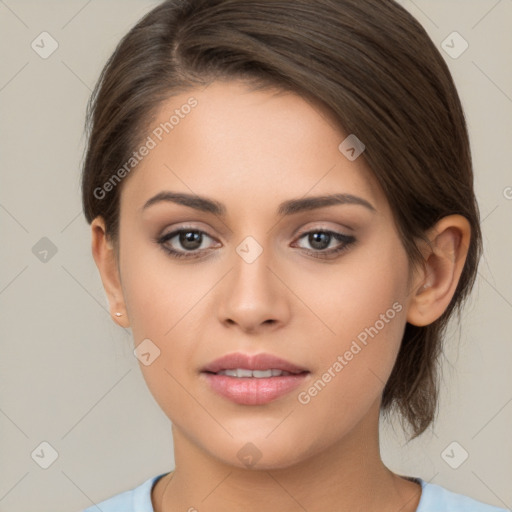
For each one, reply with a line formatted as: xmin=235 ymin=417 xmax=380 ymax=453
xmin=81 ymin=473 xmax=510 ymax=512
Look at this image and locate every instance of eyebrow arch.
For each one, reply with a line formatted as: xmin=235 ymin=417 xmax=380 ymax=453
xmin=141 ymin=191 xmax=376 ymax=217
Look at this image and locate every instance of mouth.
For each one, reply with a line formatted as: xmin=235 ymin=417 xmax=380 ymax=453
xmin=207 ymin=368 xmax=303 ymax=378
xmin=201 ymin=351 xmax=309 ymax=374
xmin=200 ymin=352 xmax=310 ymax=405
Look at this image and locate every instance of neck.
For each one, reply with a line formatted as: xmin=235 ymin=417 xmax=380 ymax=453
xmin=154 ymin=400 xmax=422 ymax=512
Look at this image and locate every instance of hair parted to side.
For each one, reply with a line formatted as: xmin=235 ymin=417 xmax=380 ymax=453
xmin=81 ymin=0 xmax=482 ymax=440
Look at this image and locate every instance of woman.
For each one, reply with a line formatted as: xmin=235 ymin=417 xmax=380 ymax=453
xmin=80 ymin=0 xmax=507 ymax=510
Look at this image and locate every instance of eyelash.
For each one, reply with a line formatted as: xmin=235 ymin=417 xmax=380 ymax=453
xmin=155 ymin=226 xmax=356 ymax=261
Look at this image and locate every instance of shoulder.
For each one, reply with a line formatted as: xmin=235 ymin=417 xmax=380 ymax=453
xmin=80 ymin=473 xmax=168 ymax=512
xmin=416 ymin=478 xmax=510 ymax=512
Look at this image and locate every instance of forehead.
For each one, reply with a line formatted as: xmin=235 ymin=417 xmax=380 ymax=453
xmin=120 ymin=79 xmax=386 ymax=217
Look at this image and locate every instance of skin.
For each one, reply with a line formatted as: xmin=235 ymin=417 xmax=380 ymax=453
xmin=91 ymin=79 xmax=471 ymax=512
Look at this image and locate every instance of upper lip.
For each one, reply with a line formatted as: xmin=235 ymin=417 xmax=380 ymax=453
xmin=201 ymin=352 xmax=309 ymax=374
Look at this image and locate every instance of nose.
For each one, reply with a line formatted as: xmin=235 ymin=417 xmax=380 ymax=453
xmin=216 ymin=245 xmax=292 ymax=334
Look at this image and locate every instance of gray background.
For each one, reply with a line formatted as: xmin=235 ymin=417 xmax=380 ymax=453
xmin=0 ymin=1 xmax=511 ymax=511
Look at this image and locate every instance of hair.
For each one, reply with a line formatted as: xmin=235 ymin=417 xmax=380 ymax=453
xmin=81 ymin=0 xmax=482 ymax=440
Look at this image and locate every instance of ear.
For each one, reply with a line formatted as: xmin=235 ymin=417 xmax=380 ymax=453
xmin=91 ymin=216 xmax=130 ymax=328
xmin=406 ymin=214 xmax=471 ymax=327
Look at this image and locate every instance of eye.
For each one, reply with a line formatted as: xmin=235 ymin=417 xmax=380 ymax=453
xmin=154 ymin=227 xmax=356 ymax=260
xmin=292 ymin=229 xmax=356 ymax=259
xmin=155 ymin=227 xmax=218 ymax=259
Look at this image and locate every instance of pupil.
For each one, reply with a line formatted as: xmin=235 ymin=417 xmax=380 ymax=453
xmin=180 ymin=231 xmax=201 ymax=250
xmin=310 ymin=232 xmax=330 ymax=250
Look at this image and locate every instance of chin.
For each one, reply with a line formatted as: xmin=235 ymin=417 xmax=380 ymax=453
xmin=201 ymin=432 xmax=319 ymax=472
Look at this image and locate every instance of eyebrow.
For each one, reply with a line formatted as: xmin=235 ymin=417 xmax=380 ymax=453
xmin=141 ymin=191 xmax=376 ymax=217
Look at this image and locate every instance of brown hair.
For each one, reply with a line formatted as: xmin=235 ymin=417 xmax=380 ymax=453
xmin=81 ymin=0 xmax=482 ymax=439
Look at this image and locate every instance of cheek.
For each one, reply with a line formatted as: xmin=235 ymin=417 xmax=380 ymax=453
xmin=297 ymin=237 xmax=410 ymax=407
xmin=119 ymin=230 xmax=209 ymax=340
xmin=118 ymin=236 xmax=212 ymax=408
xmin=303 ymin=233 xmax=408 ymax=340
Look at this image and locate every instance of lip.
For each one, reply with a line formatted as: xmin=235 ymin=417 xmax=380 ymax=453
xmin=200 ymin=352 xmax=310 ymax=405
xmin=201 ymin=352 xmax=308 ymax=374
xmin=201 ymin=373 xmax=309 ymax=405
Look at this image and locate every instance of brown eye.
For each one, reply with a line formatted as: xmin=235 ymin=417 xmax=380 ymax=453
xmin=307 ymin=232 xmax=332 ymax=250
xmin=178 ymin=230 xmax=203 ymax=250
xmin=294 ymin=230 xmax=356 ymax=259
xmin=156 ymin=228 xmax=218 ymax=259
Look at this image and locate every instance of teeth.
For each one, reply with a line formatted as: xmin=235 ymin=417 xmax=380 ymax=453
xmin=253 ymin=369 xmax=273 ymax=378
xmin=216 ymin=368 xmax=293 ymax=378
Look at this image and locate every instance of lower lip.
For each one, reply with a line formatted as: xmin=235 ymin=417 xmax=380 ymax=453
xmin=201 ymin=372 xmax=309 ymax=405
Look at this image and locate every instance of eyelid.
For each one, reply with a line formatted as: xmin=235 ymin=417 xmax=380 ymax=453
xmin=292 ymin=221 xmax=355 ymax=238
xmin=158 ymin=221 xmax=353 ymax=243
xmin=159 ymin=222 xmax=216 ymax=238
xmin=158 ymin=226 xmax=219 ymax=245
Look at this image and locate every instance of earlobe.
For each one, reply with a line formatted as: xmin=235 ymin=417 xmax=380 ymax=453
xmin=90 ymin=216 xmax=130 ymax=328
xmin=406 ymin=215 xmax=471 ymax=327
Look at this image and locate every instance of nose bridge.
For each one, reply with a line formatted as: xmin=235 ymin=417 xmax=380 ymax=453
xmin=231 ymin=233 xmax=277 ymax=302
xmin=217 ymin=232 xmax=291 ymax=330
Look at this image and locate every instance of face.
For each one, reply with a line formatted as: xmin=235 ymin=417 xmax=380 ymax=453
xmin=115 ymin=80 xmax=413 ymax=469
